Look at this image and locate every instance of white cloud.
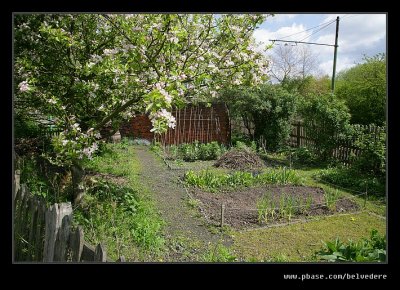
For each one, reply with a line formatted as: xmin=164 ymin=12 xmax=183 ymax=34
xmin=254 ymin=14 xmax=386 ymax=77
xmin=317 ymin=14 xmax=386 ymax=53
xmin=253 ymin=23 xmax=309 ymax=48
xmin=319 ymin=56 xmax=355 ymax=76
xmin=268 ymin=14 xmax=296 ymax=23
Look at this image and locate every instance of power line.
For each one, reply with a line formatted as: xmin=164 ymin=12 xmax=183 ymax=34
xmin=277 ymin=18 xmax=336 ymax=40
xmin=269 ymin=39 xmax=335 ymax=47
xmin=297 ymin=19 xmax=336 ymax=42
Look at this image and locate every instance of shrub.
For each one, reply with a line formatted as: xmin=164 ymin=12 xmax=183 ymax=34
xmin=299 ymin=94 xmax=352 ymax=161
xmin=291 ymin=146 xmax=317 ymax=165
xmin=222 ymin=84 xmax=298 ymax=152
xmin=351 ymin=126 xmax=386 ymax=178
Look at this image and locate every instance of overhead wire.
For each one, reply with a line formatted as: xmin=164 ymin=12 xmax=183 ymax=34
xmin=277 ymin=18 xmax=337 ymax=40
xmin=297 ymin=19 xmax=337 ymax=42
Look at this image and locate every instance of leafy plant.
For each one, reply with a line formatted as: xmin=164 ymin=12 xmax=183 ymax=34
xmin=184 ymin=167 xmax=303 ymax=192
xmin=317 ymin=229 xmax=386 ymax=262
xmin=202 ymin=243 xmax=237 ymax=262
xmin=324 ymin=188 xmax=340 ymax=211
xmin=291 ymin=146 xmax=317 ymax=165
xmin=257 ymin=192 xmax=276 ymax=223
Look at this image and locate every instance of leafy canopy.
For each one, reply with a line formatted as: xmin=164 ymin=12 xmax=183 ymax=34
xmin=14 ymin=14 xmax=271 ymax=166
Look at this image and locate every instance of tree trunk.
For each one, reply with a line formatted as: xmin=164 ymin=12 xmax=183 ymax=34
xmin=71 ymin=163 xmax=85 ymax=205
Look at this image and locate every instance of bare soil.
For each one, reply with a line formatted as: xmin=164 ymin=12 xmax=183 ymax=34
xmin=190 ymin=185 xmax=360 ymax=230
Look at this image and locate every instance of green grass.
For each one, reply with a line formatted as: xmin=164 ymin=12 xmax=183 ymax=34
xmin=76 ymin=143 xmax=165 ymax=261
xmin=231 ymin=212 xmax=386 ymax=262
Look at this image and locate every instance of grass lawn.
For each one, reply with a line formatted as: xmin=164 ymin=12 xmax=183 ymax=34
xmin=231 ymin=211 xmax=386 ymax=262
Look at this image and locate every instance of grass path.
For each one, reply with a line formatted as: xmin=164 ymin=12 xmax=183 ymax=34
xmin=134 ymin=146 xmax=231 ymax=260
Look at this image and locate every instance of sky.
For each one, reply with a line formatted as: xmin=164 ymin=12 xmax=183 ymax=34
xmin=253 ymin=13 xmax=386 ymax=77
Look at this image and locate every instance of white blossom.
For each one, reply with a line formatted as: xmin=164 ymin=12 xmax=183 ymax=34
xmin=18 ymin=81 xmax=30 ymax=92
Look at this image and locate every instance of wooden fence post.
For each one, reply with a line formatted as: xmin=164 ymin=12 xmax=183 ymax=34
xmin=296 ymin=121 xmax=301 ymax=148
xmin=54 ymin=211 xmax=73 ymax=261
xmin=43 ymin=202 xmax=72 ymax=262
xmin=220 ymin=203 xmax=225 ymax=227
xmin=95 ymin=244 xmax=107 ymax=262
xmin=14 ymin=170 xmax=20 ymax=202
xmin=70 ymin=226 xmax=84 ymax=262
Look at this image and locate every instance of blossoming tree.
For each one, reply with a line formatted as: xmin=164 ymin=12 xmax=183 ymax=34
xmin=14 ymin=14 xmax=271 ymax=202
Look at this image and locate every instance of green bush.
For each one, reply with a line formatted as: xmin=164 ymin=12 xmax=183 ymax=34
xmin=291 ymin=147 xmax=317 ymax=165
xmin=317 ymin=229 xmax=386 ymax=262
xmin=352 ymin=126 xmax=386 ymax=177
xmin=299 ymin=94 xmax=352 ymax=161
xmin=222 ymin=84 xmax=298 ymax=152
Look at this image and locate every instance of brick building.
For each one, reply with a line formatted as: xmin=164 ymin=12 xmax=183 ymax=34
xmin=120 ymin=102 xmax=231 ymax=145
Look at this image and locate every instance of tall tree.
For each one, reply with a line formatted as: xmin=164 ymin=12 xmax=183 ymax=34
xmin=14 ymin=14 xmax=271 ymax=166
xmin=335 ymin=53 xmax=386 ymax=126
xmin=269 ymin=44 xmax=320 ymax=83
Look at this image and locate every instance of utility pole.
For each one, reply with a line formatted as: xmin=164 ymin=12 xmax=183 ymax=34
xmin=270 ymin=16 xmax=340 ymax=94
xmin=331 ymin=16 xmax=340 ymax=94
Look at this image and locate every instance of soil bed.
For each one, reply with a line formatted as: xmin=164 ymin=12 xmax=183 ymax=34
xmin=190 ymin=185 xmax=360 ymax=230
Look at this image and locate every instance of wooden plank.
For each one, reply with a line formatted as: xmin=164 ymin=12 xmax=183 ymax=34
xmin=70 ymin=226 xmax=84 ymax=262
xmin=27 ymin=197 xmax=38 ymax=261
xmin=14 ymin=170 xmax=20 ymax=203
xmin=15 ymin=185 xmax=30 ymax=261
xmin=81 ymin=242 xmax=96 ymax=262
xmin=43 ymin=202 xmax=72 ymax=262
xmin=296 ymin=121 xmax=301 ymax=147
xmin=53 ymin=206 xmax=73 ymax=261
xmin=95 ymin=243 xmax=107 ymax=262
xmin=35 ymin=203 xmax=46 ymax=262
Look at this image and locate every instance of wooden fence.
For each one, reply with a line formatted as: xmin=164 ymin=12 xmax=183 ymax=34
xmin=13 ymin=170 xmax=125 ymax=262
xmin=289 ymin=122 xmax=385 ymax=164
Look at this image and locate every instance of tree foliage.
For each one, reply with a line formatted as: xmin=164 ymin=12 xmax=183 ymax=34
xmin=299 ymin=94 xmax=352 ymax=160
xmin=282 ymin=75 xmax=331 ymax=97
xmin=335 ymin=53 xmax=386 ymax=126
xmin=14 ymin=14 xmax=271 ymax=166
xmin=223 ymin=84 xmax=298 ymax=152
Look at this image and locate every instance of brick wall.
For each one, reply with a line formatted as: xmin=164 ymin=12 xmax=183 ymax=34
xmin=120 ymin=114 xmax=154 ymax=141
xmin=119 ymin=103 xmax=231 ymax=145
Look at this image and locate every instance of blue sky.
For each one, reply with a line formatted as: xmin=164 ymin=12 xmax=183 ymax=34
xmin=254 ymin=14 xmax=386 ymax=76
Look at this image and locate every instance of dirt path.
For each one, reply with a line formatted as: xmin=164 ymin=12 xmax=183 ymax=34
xmin=134 ymin=146 xmax=230 ymax=258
